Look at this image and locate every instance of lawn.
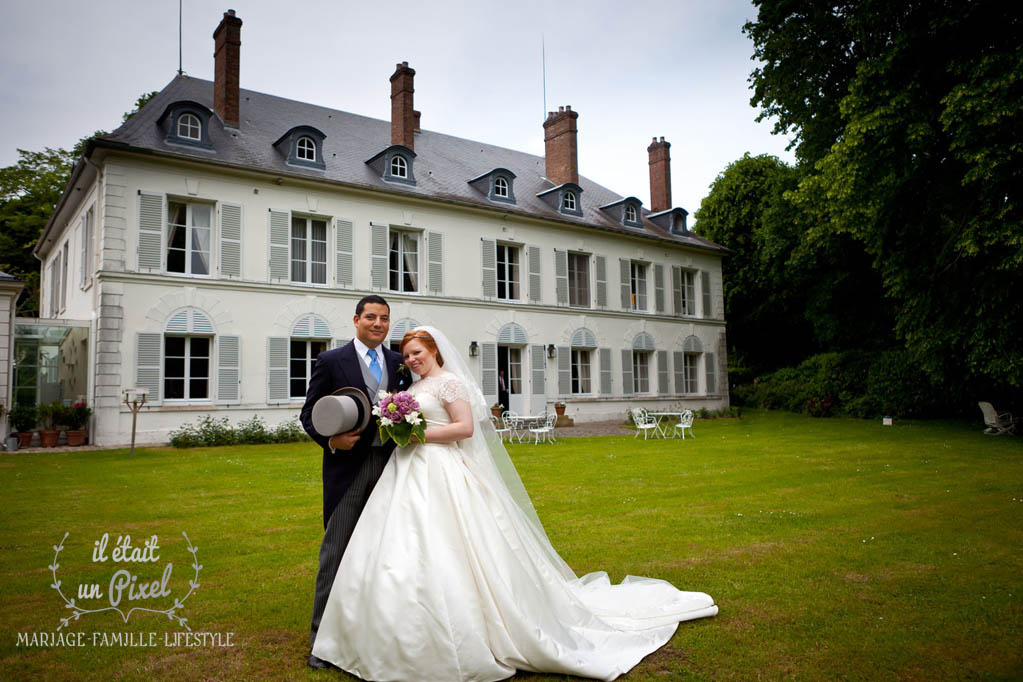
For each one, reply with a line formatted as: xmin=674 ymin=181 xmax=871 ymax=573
xmin=1 ymin=410 xmax=1021 ymax=681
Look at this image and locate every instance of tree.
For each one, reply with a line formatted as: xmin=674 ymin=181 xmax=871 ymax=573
xmin=0 ymin=91 xmax=160 ymax=315
xmin=745 ymin=0 xmax=1023 ymax=398
xmin=695 ymin=153 xmax=889 ymax=376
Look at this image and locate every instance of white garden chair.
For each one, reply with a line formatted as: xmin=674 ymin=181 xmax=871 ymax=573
xmin=503 ymin=411 xmax=526 ymax=443
xmin=528 ymin=412 xmax=557 ymax=444
xmin=673 ymin=410 xmax=695 ymax=439
xmin=492 ymin=414 xmax=511 ymax=442
xmin=978 ymin=402 xmax=1016 ymax=435
xmin=630 ymin=408 xmax=658 ymax=439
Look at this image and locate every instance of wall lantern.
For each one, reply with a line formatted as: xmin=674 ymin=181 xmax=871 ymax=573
xmin=547 ymin=344 xmax=557 ymax=359
xmin=469 ymin=341 xmax=479 ymax=357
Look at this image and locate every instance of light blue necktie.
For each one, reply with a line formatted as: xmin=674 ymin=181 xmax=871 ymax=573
xmin=367 ymin=348 xmax=382 ymax=385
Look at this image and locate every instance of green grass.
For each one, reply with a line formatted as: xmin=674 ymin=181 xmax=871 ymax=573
xmin=2 ymin=410 xmax=1021 ymax=681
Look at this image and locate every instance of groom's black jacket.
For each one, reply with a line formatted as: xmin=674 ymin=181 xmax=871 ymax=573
xmin=300 ymin=341 xmax=408 ymax=528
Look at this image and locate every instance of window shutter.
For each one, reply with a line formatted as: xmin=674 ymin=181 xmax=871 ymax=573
xmin=654 ymin=264 xmax=665 ymax=314
xmin=135 ymin=332 xmax=163 ymax=405
xmin=481 ymin=342 xmax=498 ymax=403
xmin=673 ymin=351 xmax=685 ymax=394
xmin=671 ymin=266 xmax=682 ymax=316
xmin=137 ymin=191 xmax=163 ymax=272
xmin=426 ymin=230 xmax=443 ymax=294
xmin=705 ymin=352 xmax=717 ymax=394
xmin=595 ymin=255 xmax=607 ymax=307
xmin=334 ymin=338 xmax=350 ymax=350
xmin=267 ymin=337 xmax=289 ymax=403
xmin=217 ymin=335 xmax=241 ymax=404
xmin=657 ymin=349 xmax=668 ymax=394
xmin=599 ymin=347 xmax=612 ymax=395
xmin=530 ymin=344 xmax=546 ymax=413
xmin=554 ymin=249 xmax=569 ymax=306
xmin=370 ymin=223 xmax=388 ymax=289
xmin=218 ymin=202 xmax=242 ymax=278
xmin=527 ymin=244 xmax=541 ymax=303
xmin=268 ymin=209 xmax=289 ymax=281
xmin=557 ymin=346 xmax=571 ymax=395
xmin=619 ymin=258 xmax=631 ymax=310
xmin=79 ymin=214 xmax=88 ymax=286
xmin=702 ymin=270 xmax=713 ymax=319
xmin=480 ymin=238 xmax=497 ymax=299
xmin=621 ymin=349 xmax=633 ymax=397
xmin=335 ymin=218 xmax=354 ymax=288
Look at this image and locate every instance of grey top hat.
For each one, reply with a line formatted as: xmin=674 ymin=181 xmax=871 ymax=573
xmin=311 ymin=386 xmax=373 ymax=437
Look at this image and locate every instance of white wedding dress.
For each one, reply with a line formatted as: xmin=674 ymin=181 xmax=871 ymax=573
xmin=312 ymin=370 xmax=717 ymax=682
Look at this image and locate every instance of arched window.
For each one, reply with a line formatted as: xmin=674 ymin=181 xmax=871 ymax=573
xmin=390 ymin=155 xmax=408 ymax=178
xmin=177 ymin=113 xmax=201 ymax=140
xmin=164 ymin=307 xmax=215 ymax=401
xmin=296 ymin=136 xmax=316 ymax=162
xmin=562 ymin=191 xmax=577 ymax=211
xmin=290 ymin=313 xmax=332 ymax=399
xmin=624 ymin=203 xmax=637 ymax=223
xmin=494 ymin=176 xmax=509 ymax=198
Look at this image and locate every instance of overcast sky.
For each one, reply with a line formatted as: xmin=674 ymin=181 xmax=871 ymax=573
xmin=0 ymin=0 xmax=794 ymax=222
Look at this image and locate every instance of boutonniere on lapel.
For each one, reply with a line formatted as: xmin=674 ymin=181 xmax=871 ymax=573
xmin=397 ymin=364 xmax=411 ymax=379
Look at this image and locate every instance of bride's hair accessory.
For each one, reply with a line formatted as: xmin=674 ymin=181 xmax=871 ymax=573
xmin=399 ymin=330 xmax=445 ymax=367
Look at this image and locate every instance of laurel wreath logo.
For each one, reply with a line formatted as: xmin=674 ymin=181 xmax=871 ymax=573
xmin=49 ymin=531 xmax=203 ymax=632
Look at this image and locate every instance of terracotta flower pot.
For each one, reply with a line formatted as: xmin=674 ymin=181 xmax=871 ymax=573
xmin=39 ymin=429 xmax=60 ymax=448
xmin=554 ymin=404 xmax=566 ymax=416
xmin=16 ymin=432 xmax=33 ymax=448
xmin=66 ymin=430 xmax=86 ymax=446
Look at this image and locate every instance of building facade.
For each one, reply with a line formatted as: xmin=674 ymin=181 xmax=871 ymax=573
xmin=27 ymin=10 xmax=729 ymax=446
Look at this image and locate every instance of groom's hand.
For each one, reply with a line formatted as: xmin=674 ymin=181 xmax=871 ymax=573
xmin=328 ymin=430 xmax=362 ymax=452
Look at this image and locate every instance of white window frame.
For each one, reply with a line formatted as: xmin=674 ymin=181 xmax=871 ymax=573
xmin=289 ymin=338 xmax=328 ymax=399
xmin=494 ymin=176 xmax=509 ymax=198
xmin=80 ymin=205 xmax=94 ymax=288
xmin=290 ymin=215 xmax=328 ymax=285
xmin=568 ymin=251 xmax=590 ymax=308
xmin=681 ymin=269 xmax=696 ymax=315
xmin=167 ymin=199 xmax=213 ymax=277
xmin=177 ymin=113 xmax=201 ymax=140
xmin=389 ymin=228 xmax=420 ymax=293
xmin=571 ymin=348 xmax=592 ymax=394
xmin=296 ymin=136 xmax=316 ymax=162
xmin=630 ymin=261 xmax=648 ymax=311
xmin=563 ymin=191 xmax=577 ymax=211
xmin=390 ymin=155 xmax=408 ymax=179
xmin=59 ymin=241 xmax=68 ymax=313
xmin=625 ymin=203 xmax=638 ymax=223
xmin=632 ymin=351 xmax=651 ymax=394
xmin=164 ymin=335 xmax=212 ymax=402
xmin=496 ymin=242 xmax=521 ymax=301
xmin=683 ymin=352 xmax=699 ymax=394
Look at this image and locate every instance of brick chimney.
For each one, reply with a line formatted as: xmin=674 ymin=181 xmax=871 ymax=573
xmin=390 ymin=62 xmax=416 ymax=150
xmin=648 ymin=137 xmax=671 ymax=212
xmin=213 ymin=9 xmax=242 ymax=128
xmin=543 ymin=106 xmax=579 ymax=186
xmin=413 ymin=110 xmax=421 ymax=132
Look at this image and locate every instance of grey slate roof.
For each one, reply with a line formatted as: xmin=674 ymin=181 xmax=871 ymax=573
xmin=102 ymin=75 xmax=724 ymax=253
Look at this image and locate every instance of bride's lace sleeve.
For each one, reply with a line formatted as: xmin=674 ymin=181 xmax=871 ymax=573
xmin=436 ymin=373 xmax=472 ymax=404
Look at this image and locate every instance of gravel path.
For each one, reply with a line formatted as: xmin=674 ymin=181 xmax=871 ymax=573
xmin=553 ymin=419 xmax=633 ymax=438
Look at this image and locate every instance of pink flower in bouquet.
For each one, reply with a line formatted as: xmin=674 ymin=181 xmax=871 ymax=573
xmin=373 ymin=391 xmax=426 ymax=446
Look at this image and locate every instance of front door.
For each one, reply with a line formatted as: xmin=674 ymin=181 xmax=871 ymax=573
xmin=497 ymin=345 xmax=525 ymax=414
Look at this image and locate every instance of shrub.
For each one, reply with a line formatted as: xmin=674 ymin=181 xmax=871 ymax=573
xmin=9 ymin=404 xmax=37 ymax=433
xmin=168 ymin=414 xmax=310 ymax=448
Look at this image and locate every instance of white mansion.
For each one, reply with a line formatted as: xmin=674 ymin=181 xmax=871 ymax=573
xmin=22 ymin=10 xmax=728 ymax=446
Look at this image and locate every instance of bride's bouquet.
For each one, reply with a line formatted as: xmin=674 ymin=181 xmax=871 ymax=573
xmin=374 ymin=391 xmax=426 ymax=447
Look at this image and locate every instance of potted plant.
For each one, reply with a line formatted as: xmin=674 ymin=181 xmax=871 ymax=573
xmin=554 ymin=401 xmax=566 ymax=417
xmin=37 ymin=401 xmax=62 ymax=448
xmin=490 ymin=403 xmax=504 ymax=420
xmin=65 ymin=401 xmax=93 ymax=446
xmin=10 ymin=404 xmax=36 ymax=448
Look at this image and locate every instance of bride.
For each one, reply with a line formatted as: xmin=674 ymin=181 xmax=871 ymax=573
xmin=312 ymin=326 xmax=717 ymax=681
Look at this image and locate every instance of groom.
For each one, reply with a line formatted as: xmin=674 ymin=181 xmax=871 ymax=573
xmin=300 ymin=294 xmax=408 ymax=670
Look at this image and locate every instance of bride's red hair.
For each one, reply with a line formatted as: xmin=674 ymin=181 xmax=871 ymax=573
xmin=399 ymin=330 xmax=444 ymax=366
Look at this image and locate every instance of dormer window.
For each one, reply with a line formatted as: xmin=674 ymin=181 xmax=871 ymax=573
xmin=366 ymin=145 xmax=417 ymax=185
xmin=273 ymin=125 xmax=327 ymax=170
xmin=158 ymin=101 xmax=214 ymax=150
xmin=296 ymin=136 xmax=316 ymax=162
xmin=177 ymin=113 xmax=201 ymax=141
xmin=468 ymin=168 xmax=517 ymax=204
xmin=537 ymin=182 xmax=584 ymax=216
xmin=390 ymin=155 xmax=408 ymax=178
xmin=598 ymin=197 xmax=644 ymax=228
xmin=625 ymin=203 xmax=637 ymax=223
xmin=494 ymin=176 xmax=509 ymax=198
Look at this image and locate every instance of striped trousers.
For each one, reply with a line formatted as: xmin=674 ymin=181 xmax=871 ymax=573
xmin=309 ymin=447 xmax=391 ymax=650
